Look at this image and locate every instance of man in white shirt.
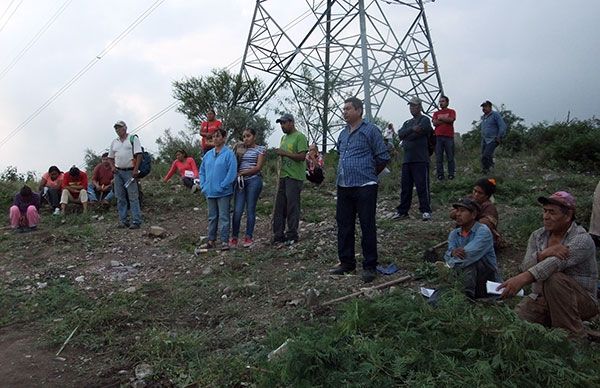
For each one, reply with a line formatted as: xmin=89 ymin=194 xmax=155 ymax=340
xmin=108 ymin=120 xmax=142 ymax=229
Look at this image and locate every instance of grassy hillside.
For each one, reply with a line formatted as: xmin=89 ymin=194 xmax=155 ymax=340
xmin=0 ymin=139 xmax=599 ymax=386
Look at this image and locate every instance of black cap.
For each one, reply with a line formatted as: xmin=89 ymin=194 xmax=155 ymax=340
xmin=452 ymin=198 xmax=481 ymax=214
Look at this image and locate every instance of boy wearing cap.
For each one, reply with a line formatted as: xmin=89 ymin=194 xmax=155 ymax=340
xmin=479 ymin=100 xmax=506 ymax=174
xmin=499 ymin=191 xmax=598 ymax=337
xmin=444 ymin=198 xmax=499 ymax=299
xmin=272 ymin=113 xmax=309 ymax=245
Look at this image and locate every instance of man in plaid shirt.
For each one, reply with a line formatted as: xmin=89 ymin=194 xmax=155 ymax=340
xmin=499 ymin=191 xmax=598 ymax=337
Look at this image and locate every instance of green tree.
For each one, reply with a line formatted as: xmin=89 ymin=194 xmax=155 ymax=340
xmin=83 ymin=149 xmax=102 ymax=174
xmin=155 ymin=128 xmax=201 ymax=164
xmin=172 ymin=68 xmax=273 ymax=145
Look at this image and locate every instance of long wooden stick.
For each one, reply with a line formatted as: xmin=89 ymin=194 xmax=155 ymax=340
xmin=322 ymin=275 xmax=412 ymax=306
xmin=56 ymin=325 xmax=79 ymax=356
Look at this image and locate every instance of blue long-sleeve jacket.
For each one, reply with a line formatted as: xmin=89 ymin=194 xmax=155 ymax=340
xmin=199 ymin=147 xmax=237 ymax=198
xmin=444 ymin=222 xmax=498 ymax=270
xmin=480 ymin=111 xmax=507 ymax=144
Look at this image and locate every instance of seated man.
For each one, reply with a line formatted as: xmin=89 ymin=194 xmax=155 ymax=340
xmin=60 ymin=166 xmax=89 ymax=214
xmin=444 ymin=198 xmax=499 ymax=299
xmin=499 ymin=191 xmax=598 ymax=337
xmin=9 ymin=185 xmax=40 ymax=232
xmin=88 ymin=152 xmax=114 ymax=204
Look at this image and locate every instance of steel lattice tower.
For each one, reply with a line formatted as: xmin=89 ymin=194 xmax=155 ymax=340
xmin=239 ymin=0 xmax=443 ymax=151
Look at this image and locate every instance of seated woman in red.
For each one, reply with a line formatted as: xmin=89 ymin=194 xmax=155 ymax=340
xmin=163 ymin=149 xmax=200 ymax=193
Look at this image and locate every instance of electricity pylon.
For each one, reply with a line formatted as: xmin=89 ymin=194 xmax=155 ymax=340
xmin=239 ymin=0 xmax=443 ymax=151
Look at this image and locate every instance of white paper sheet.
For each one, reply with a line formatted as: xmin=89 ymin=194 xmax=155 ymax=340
xmin=420 ymin=287 xmax=435 ymax=298
xmin=486 ymin=281 xmax=524 ymax=297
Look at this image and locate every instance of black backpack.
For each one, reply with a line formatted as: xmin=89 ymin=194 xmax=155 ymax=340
xmin=129 ymin=135 xmax=152 ymax=178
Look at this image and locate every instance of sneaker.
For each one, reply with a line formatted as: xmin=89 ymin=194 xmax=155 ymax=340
xmin=362 ymin=268 xmax=377 ymax=283
xmin=28 ymin=226 xmax=37 ymax=232
xmin=229 ymin=238 xmax=238 ymax=248
xmin=437 ymin=175 xmax=444 ymax=181
xmin=220 ymin=241 xmax=230 ymax=251
xmin=190 ymin=184 xmax=199 ymax=193
xmin=285 ymin=239 xmax=298 ymax=246
xmin=329 ymin=265 xmax=356 ymax=275
xmin=271 ymin=237 xmax=285 ymax=246
xmin=242 ymin=236 xmax=254 ymax=248
xmin=53 ymin=208 xmax=61 ymax=216
xmin=448 ymin=175 xmax=455 ymax=180
xmin=422 ymin=212 xmax=432 ymax=221
xmin=129 ymin=224 xmax=141 ymax=230
xmin=117 ymin=222 xmax=130 ymax=229
xmin=391 ymin=212 xmax=409 ymax=220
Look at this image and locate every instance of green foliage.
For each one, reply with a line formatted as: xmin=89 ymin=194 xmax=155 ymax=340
xmin=529 ymin=119 xmax=600 ymax=173
xmin=259 ymin=291 xmax=600 ymax=387
xmin=0 ymin=165 xmax=36 ymax=182
xmin=83 ymin=148 xmax=102 ymax=173
xmin=155 ymin=128 xmax=202 ymax=165
xmin=172 ymin=68 xmax=273 ymax=144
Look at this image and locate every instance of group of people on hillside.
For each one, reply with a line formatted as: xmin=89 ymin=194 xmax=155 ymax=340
xmin=7 ymin=96 xmax=598 ymax=339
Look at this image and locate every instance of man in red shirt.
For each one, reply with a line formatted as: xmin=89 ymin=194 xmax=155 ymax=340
xmin=60 ymin=166 xmax=89 ymax=214
xmin=199 ymin=109 xmax=222 ymax=154
xmin=432 ymin=95 xmax=456 ymax=181
xmin=88 ymin=152 xmax=114 ymax=204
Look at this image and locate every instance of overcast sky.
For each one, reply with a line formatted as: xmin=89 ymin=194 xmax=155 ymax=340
xmin=0 ymin=0 xmax=598 ymax=176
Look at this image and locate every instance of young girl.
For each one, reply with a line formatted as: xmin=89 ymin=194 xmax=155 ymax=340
xmin=231 ymin=128 xmax=266 ymax=248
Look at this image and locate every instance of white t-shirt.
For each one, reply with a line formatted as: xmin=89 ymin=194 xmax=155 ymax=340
xmin=109 ymin=135 xmax=142 ymax=169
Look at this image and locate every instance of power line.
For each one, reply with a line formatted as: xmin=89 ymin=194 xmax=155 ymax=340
xmin=0 ymin=0 xmax=17 ymax=23
xmin=130 ymin=101 xmax=178 ymax=135
xmin=0 ymin=0 xmax=23 ymax=34
xmin=0 ymin=0 xmax=167 ymax=149
xmin=0 ymin=0 xmax=73 ymax=82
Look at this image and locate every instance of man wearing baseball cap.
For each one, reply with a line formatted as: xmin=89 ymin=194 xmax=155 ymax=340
xmin=479 ymin=100 xmax=506 ymax=174
xmin=443 ymin=197 xmax=499 ymax=298
xmin=499 ymin=191 xmax=598 ymax=337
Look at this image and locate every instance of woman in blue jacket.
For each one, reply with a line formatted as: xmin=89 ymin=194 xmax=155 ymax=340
xmin=199 ymin=128 xmax=238 ymax=250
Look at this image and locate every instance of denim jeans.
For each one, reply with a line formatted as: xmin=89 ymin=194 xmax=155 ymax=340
xmin=397 ymin=162 xmax=431 ymax=214
xmin=336 ymin=185 xmax=379 ymax=270
xmin=87 ymin=183 xmax=114 ymax=202
xmin=207 ymin=195 xmax=232 ymax=243
xmin=114 ymin=169 xmax=142 ymax=226
xmin=272 ymin=177 xmax=303 ymax=242
xmin=232 ymin=176 xmax=263 ymax=239
xmin=481 ymin=140 xmax=498 ymax=172
xmin=435 ymin=136 xmax=455 ymax=178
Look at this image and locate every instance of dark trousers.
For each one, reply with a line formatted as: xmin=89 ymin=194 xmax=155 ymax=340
xmin=397 ymin=162 xmax=431 ymax=214
xmin=481 ymin=140 xmax=498 ymax=172
xmin=459 ymin=260 xmax=496 ymax=299
xmin=43 ymin=187 xmax=61 ymax=208
xmin=272 ymin=177 xmax=303 ymax=241
xmin=182 ymin=177 xmax=194 ymax=189
xmin=336 ymin=185 xmax=378 ymax=270
xmin=306 ymin=167 xmax=324 ymax=185
xmin=435 ymin=136 xmax=455 ymax=178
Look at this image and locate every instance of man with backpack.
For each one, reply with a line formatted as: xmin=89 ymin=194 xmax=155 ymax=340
xmin=392 ymin=96 xmax=434 ymax=221
xmin=108 ymin=120 xmax=143 ymax=229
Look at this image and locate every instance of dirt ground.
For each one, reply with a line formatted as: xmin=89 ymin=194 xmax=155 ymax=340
xmin=0 ymin=185 xmax=525 ymax=386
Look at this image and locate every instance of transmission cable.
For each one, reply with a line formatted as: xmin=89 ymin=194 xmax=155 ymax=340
xmin=0 ymin=0 xmax=23 ymax=34
xmin=0 ymin=0 xmax=166 ymax=149
xmin=0 ymin=0 xmax=73 ymax=82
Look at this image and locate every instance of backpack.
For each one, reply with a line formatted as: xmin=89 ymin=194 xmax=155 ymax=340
xmin=129 ymin=135 xmax=152 ymax=178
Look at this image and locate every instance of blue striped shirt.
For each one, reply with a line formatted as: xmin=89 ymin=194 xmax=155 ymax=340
xmin=336 ymin=120 xmax=390 ymax=187
xmin=239 ymin=145 xmax=266 ymax=180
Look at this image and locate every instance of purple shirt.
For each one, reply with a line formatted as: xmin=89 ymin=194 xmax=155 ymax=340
xmin=13 ymin=192 xmax=40 ymax=213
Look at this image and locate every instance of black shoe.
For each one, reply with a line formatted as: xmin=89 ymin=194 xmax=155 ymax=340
xmin=448 ymin=175 xmax=455 ymax=180
xmin=117 ymin=222 xmax=130 ymax=229
xmin=329 ymin=266 xmax=356 ymax=275
xmin=285 ymin=239 xmax=298 ymax=246
xmin=391 ymin=212 xmax=409 ymax=220
xmin=129 ymin=224 xmax=140 ymax=230
xmin=362 ymin=269 xmax=377 ymax=283
xmin=271 ymin=237 xmax=285 ymax=246
xmin=437 ymin=175 xmax=444 ymax=181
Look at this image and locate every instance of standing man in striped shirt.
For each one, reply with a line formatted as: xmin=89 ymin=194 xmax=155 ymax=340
xmin=330 ymin=97 xmax=390 ymax=283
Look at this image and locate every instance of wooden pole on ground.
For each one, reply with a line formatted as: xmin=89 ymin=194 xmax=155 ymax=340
xmin=322 ymin=275 xmax=412 ymax=306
